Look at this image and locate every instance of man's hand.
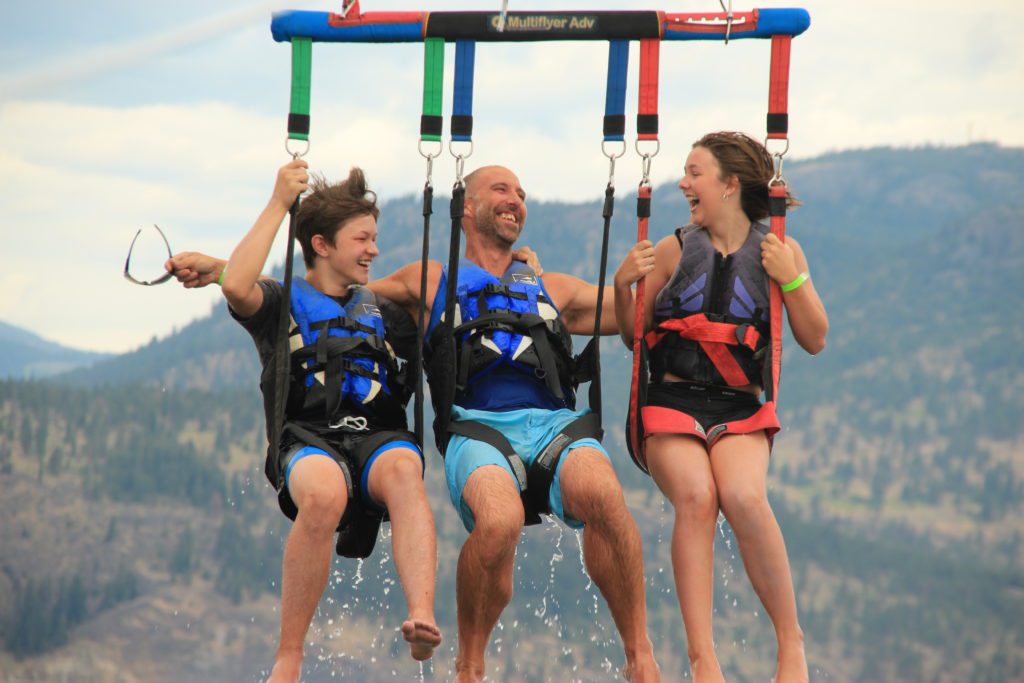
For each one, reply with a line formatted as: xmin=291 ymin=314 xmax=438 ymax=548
xmin=512 ymin=245 xmax=543 ymax=276
xmin=165 ymin=251 xmax=224 ymax=289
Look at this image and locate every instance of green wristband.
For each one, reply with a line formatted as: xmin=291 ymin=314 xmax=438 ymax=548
xmin=217 ymin=265 xmax=227 ymax=287
xmin=781 ymin=271 xmax=809 ymax=293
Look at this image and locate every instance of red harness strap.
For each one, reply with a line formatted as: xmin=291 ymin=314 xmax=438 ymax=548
xmin=640 ymin=402 xmax=780 ymax=447
xmin=646 ymin=315 xmax=763 ymax=387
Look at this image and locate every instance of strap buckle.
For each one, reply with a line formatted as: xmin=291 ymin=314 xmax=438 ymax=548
xmin=329 ymin=415 xmax=369 ymax=431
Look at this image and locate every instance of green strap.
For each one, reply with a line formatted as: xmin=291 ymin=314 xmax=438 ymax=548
xmin=288 ymin=38 xmax=312 ymax=141
xmin=421 ymin=38 xmax=445 ymax=142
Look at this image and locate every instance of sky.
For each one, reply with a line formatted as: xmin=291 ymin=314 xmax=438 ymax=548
xmin=0 ymin=0 xmax=1021 ymax=353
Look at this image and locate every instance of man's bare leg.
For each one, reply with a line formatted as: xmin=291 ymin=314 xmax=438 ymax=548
xmin=646 ymin=435 xmax=725 ymax=683
xmin=711 ymin=433 xmax=808 ymax=683
xmin=454 ymin=466 xmax=525 ymax=683
xmin=560 ymin=448 xmax=659 ymax=683
xmin=367 ymin=448 xmax=442 ymax=661
xmin=268 ymin=455 xmax=348 ymax=683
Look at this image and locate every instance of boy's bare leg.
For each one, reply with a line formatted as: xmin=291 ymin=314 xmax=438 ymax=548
xmin=268 ymin=455 xmax=348 ymax=683
xmin=368 ymin=448 xmax=442 ymax=661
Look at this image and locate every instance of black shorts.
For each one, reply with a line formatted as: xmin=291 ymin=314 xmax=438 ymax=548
xmin=642 ymin=381 xmax=779 ymax=447
xmin=273 ymin=423 xmax=423 ymax=559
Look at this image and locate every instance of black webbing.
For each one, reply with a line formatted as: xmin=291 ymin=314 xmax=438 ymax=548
xmin=269 ymin=196 xmax=300 ymax=464
xmin=414 ymin=182 xmax=433 ymax=446
xmin=436 ymin=184 xmax=466 ymax=444
xmin=589 ymin=184 xmax=615 ymax=417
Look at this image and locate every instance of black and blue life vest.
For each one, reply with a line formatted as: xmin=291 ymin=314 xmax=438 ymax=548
xmin=648 ymin=222 xmax=771 ymax=388
xmin=269 ymin=278 xmax=407 ymax=429
xmin=425 ymin=260 xmax=578 ymax=413
xmin=423 ymin=259 xmax=600 ymax=525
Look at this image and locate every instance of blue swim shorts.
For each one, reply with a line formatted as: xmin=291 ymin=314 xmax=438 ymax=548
xmin=444 ymin=406 xmax=609 ymax=531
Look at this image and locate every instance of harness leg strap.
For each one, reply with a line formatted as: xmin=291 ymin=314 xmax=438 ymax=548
xmin=447 ymin=419 xmax=540 ymax=525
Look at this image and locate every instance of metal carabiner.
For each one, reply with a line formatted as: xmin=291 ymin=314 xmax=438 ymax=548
xmin=285 ymin=137 xmax=310 ymax=159
xmin=419 ymin=139 xmax=443 ymax=188
xmin=496 ymin=0 xmax=510 ymax=32
xmin=602 ymin=139 xmax=626 ymax=187
xmin=718 ymin=0 xmax=734 ymax=45
xmin=765 ymin=137 xmax=790 ymax=185
xmin=449 ymin=139 xmax=474 ymax=188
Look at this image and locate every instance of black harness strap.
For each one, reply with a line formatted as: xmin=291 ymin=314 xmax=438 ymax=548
xmin=448 ymin=411 xmax=603 ymax=526
xmin=269 ymin=197 xmax=300 ymax=472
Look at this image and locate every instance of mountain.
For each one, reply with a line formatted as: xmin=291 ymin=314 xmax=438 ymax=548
xmin=0 ymin=320 xmax=113 ymax=379
xmin=2 ymin=144 xmax=1022 ymax=682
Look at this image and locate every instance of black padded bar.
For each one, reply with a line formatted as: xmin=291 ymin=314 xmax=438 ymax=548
xmin=451 ymin=114 xmax=473 ymax=137
xmin=766 ymin=112 xmax=789 ymax=134
xmin=288 ymin=113 xmax=311 ymax=136
xmin=637 ymin=113 xmax=659 ymax=136
xmin=637 ymin=195 xmax=652 ymax=218
xmin=770 ymin=195 xmax=787 ymax=216
xmin=425 ymin=11 xmax=662 ymax=42
xmin=421 ymin=114 xmax=443 ymax=137
xmin=604 ymin=114 xmax=626 ymax=138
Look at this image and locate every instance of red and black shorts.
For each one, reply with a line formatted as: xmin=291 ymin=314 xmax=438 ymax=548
xmin=641 ymin=381 xmax=780 ymax=449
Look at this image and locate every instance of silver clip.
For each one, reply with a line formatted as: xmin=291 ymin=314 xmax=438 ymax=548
xmin=718 ymin=0 xmax=734 ymax=45
xmin=329 ymin=415 xmax=369 ymax=431
xmin=497 ymin=0 xmax=510 ymax=32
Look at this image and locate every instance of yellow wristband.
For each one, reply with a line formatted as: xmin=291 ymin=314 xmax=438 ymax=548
xmin=217 ymin=265 xmax=227 ymax=287
xmin=781 ymin=272 xmax=809 ymax=293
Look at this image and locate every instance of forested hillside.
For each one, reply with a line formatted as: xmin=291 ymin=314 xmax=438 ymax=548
xmin=2 ymin=144 xmax=1022 ymax=682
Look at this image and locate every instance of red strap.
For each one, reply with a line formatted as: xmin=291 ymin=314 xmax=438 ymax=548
xmin=628 ymin=183 xmax=654 ymax=472
xmin=767 ymin=184 xmax=787 ymax=402
xmin=655 ymin=315 xmax=761 ymax=349
xmin=699 ymin=341 xmax=749 ymax=387
xmin=637 ymin=39 xmax=660 ymax=141
xmin=767 ymin=35 xmax=791 ymax=140
xmin=641 ymin=406 xmax=702 ymax=437
xmin=707 ymin=401 xmax=780 ymax=448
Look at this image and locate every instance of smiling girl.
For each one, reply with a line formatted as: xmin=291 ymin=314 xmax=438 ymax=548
xmin=614 ymin=131 xmax=828 ymax=683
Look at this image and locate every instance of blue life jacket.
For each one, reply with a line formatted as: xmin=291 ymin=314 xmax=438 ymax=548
xmin=650 ymin=223 xmax=771 ymax=387
xmin=277 ymin=278 xmax=406 ymax=427
xmin=425 ymin=260 xmax=577 ymax=412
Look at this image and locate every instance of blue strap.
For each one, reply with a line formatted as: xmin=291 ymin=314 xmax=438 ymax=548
xmin=604 ymin=40 xmax=629 ymax=142
xmin=452 ymin=40 xmax=476 ymax=142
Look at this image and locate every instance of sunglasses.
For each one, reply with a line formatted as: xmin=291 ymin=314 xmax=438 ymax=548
xmin=123 ymin=224 xmax=174 ymax=286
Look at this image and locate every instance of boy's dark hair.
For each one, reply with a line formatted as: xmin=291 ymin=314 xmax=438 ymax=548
xmin=296 ymin=167 xmax=379 ymax=268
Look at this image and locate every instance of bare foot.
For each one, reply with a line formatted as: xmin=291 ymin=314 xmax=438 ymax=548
xmin=266 ymin=652 xmax=302 ymax=683
xmin=690 ymin=652 xmax=726 ymax=683
xmin=454 ymin=656 xmax=484 ymax=683
xmin=401 ymin=618 xmax=442 ymax=661
xmin=622 ymin=653 xmax=660 ymax=683
xmin=774 ymin=641 xmax=809 ymax=683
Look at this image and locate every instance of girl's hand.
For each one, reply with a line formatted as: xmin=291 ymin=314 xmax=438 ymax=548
xmin=614 ymin=240 xmax=655 ymax=288
xmin=761 ymin=233 xmax=800 ymax=285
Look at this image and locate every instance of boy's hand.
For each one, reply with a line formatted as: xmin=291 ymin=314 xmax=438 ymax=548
xmin=512 ymin=245 xmax=543 ymax=276
xmin=272 ymin=159 xmax=310 ymax=210
xmin=165 ymin=252 xmax=223 ymax=289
